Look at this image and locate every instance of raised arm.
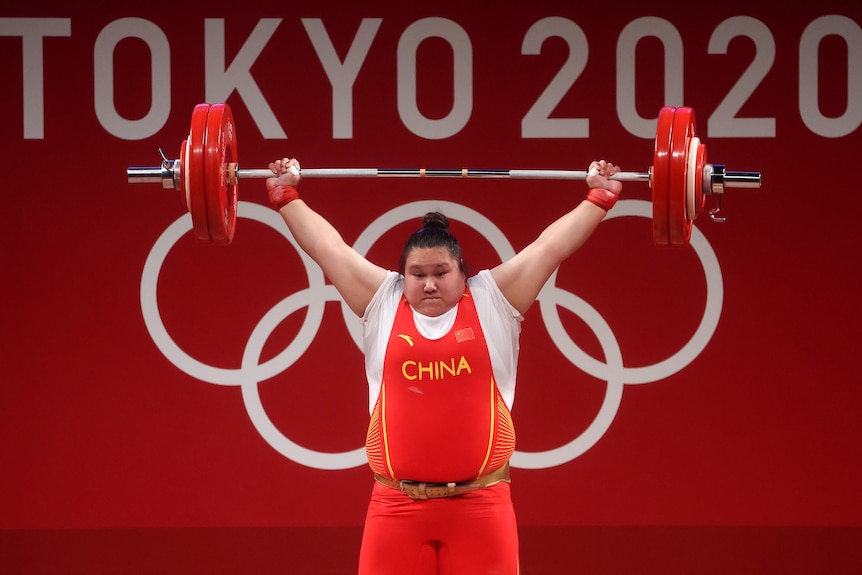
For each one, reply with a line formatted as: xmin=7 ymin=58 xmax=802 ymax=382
xmin=490 ymin=160 xmax=623 ymax=315
xmin=267 ymin=158 xmax=388 ymax=317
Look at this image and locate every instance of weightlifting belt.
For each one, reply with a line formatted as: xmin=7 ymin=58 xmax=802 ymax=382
xmin=374 ymin=462 xmax=510 ymax=500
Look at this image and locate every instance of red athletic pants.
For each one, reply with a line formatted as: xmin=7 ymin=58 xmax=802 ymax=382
xmin=358 ymin=481 xmax=520 ymax=575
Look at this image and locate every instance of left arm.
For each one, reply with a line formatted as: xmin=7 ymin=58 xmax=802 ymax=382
xmin=490 ymin=160 xmax=622 ymax=315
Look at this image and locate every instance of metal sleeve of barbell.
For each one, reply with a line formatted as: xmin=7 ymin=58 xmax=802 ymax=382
xmin=236 ymin=168 xmax=651 ymax=181
xmin=723 ymin=171 xmax=762 ymax=188
xmin=127 ymin=167 xmax=168 ymax=183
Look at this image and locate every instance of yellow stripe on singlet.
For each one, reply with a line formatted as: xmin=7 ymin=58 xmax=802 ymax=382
xmin=476 ymin=377 xmax=496 ymax=478
xmin=380 ymin=382 xmax=397 ymax=479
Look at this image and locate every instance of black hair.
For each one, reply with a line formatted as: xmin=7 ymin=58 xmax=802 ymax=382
xmin=398 ymin=212 xmax=465 ymax=275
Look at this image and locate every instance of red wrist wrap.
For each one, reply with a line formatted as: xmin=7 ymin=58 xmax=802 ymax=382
xmin=585 ymin=187 xmax=619 ymax=211
xmin=269 ymin=185 xmax=300 ymax=211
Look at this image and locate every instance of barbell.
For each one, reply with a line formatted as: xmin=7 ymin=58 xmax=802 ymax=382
xmin=126 ymin=102 xmax=761 ymax=247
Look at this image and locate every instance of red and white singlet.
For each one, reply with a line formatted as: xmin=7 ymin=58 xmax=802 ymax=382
xmin=365 ymin=288 xmax=516 ymax=483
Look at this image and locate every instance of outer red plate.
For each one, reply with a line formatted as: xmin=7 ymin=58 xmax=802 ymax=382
xmin=652 ymin=107 xmax=676 ymax=247
xmin=188 ymin=103 xmax=213 ymax=243
xmin=669 ymin=107 xmax=696 ymax=247
xmin=203 ymin=103 xmax=238 ymax=246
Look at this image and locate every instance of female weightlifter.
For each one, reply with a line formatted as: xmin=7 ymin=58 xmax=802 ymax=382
xmin=265 ymin=158 xmax=622 ymax=575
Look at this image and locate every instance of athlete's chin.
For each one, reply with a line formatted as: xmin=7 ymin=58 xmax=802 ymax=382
xmin=415 ymin=299 xmax=450 ymax=317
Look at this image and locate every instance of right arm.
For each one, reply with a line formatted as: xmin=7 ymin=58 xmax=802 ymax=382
xmin=267 ymin=158 xmax=388 ymax=317
xmin=490 ymin=160 xmax=623 ymax=315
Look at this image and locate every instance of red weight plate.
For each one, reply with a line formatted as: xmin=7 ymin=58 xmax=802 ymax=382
xmin=188 ymin=103 xmax=213 ymax=244
xmin=652 ymin=107 xmax=675 ymax=247
xmin=203 ymin=103 xmax=238 ymax=246
xmin=669 ymin=107 xmax=696 ymax=247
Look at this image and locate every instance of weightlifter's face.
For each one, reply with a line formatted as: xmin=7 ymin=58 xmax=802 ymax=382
xmin=403 ymin=247 xmax=466 ymax=317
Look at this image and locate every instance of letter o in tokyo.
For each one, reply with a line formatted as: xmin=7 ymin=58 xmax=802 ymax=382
xmin=94 ymin=17 xmax=171 ymax=140
xmin=397 ymin=17 xmax=473 ymax=140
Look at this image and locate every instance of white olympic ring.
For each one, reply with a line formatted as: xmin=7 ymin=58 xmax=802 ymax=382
xmin=141 ymin=204 xmax=328 ymax=385
xmin=541 ymin=200 xmax=724 ymax=385
xmin=140 ymin=199 xmax=723 ymax=470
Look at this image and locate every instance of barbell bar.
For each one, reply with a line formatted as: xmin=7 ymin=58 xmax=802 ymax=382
xmin=126 ymin=103 xmax=761 ymax=247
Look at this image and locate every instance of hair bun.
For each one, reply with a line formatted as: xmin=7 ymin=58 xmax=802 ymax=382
xmin=422 ymin=211 xmax=450 ymax=230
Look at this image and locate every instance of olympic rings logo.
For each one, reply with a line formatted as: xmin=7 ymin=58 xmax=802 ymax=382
xmin=141 ymin=199 xmax=723 ymax=470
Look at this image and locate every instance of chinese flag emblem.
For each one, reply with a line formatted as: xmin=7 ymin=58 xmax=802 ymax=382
xmin=455 ymin=327 xmax=475 ymax=343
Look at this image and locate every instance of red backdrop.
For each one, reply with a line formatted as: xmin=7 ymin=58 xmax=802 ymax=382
xmin=2 ymin=0 xmax=861 ymax=573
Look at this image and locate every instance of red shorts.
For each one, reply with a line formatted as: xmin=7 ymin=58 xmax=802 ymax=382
xmin=358 ymin=481 xmax=520 ymax=575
